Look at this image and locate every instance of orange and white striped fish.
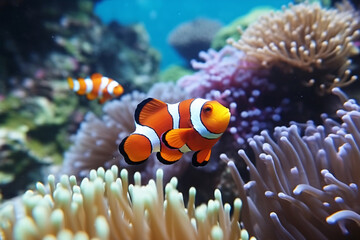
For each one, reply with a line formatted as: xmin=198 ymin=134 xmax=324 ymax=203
xmin=68 ymin=73 xmax=124 ymax=104
xmin=119 ymin=98 xmax=230 ymax=166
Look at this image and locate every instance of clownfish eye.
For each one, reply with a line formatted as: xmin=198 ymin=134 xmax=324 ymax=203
xmin=203 ymin=105 xmax=213 ymax=113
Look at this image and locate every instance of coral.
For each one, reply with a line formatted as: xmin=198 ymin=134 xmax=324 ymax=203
xmin=61 ymin=83 xmax=191 ymax=184
xmin=229 ymin=1 xmax=360 ymax=94
xmin=0 ymin=166 xmax=251 ymax=240
xmin=211 ymin=7 xmax=275 ymax=50
xmin=223 ymin=88 xmax=360 ymax=239
xmin=178 ymin=46 xmax=288 ymax=149
xmin=168 ymin=18 xmax=222 ymax=64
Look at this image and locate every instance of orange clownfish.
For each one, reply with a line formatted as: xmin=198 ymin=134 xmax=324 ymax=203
xmin=119 ymin=98 xmax=230 ymax=166
xmin=68 ymin=73 xmax=124 ymax=104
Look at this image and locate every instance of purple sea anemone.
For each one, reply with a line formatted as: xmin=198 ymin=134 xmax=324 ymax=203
xmin=224 ymin=88 xmax=360 ymax=239
xmin=178 ymin=46 xmax=289 ymax=148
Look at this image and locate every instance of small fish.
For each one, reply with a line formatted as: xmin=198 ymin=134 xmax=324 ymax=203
xmin=68 ymin=73 xmax=124 ymax=104
xmin=119 ymin=98 xmax=230 ymax=166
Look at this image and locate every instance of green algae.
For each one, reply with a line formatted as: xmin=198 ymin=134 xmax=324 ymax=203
xmin=211 ymin=6 xmax=275 ymax=50
xmin=159 ymin=65 xmax=193 ymax=83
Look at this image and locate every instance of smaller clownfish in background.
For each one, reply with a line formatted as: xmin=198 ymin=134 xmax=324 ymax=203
xmin=68 ymin=73 xmax=124 ymax=104
xmin=119 ymin=98 xmax=231 ymax=166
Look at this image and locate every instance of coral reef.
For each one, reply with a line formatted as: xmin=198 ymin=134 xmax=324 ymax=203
xmin=229 ymin=1 xmax=360 ymax=94
xmin=168 ymin=18 xmax=222 ymax=64
xmin=224 ymin=88 xmax=360 ymax=239
xmin=0 ymin=166 xmax=251 ymax=240
xmin=1 ymin=0 xmax=160 ymax=95
xmin=0 ymin=0 xmax=160 ymax=199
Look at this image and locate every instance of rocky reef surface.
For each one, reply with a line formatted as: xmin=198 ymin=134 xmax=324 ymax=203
xmin=0 ymin=0 xmax=160 ymax=199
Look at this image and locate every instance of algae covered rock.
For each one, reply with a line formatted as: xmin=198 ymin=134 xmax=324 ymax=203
xmin=159 ymin=65 xmax=193 ymax=83
xmin=0 ymin=81 xmax=77 ymax=199
xmin=211 ymin=6 xmax=275 ymax=50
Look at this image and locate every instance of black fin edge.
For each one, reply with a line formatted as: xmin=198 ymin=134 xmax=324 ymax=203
xmin=161 ymin=130 xmax=178 ymax=149
xmin=119 ymin=136 xmax=147 ymax=165
xmin=156 ymin=152 xmax=178 ymax=165
xmin=134 ymin=98 xmax=154 ymax=124
xmin=192 ymin=151 xmax=208 ymax=167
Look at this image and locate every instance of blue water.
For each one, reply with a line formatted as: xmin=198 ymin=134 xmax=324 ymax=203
xmin=95 ymin=0 xmax=291 ymax=69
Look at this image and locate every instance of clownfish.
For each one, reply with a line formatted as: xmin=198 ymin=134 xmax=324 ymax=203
xmin=68 ymin=73 xmax=124 ymax=104
xmin=119 ymin=98 xmax=230 ymax=166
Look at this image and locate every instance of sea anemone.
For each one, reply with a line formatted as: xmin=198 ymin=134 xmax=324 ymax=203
xmin=61 ymin=82 xmax=190 ymax=184
xmin=229 ymin=1 xmax=359 ymax=94
xmin=0 ymin=166 xmax=251 ymax=240
xmin=178 ymin=46 xmax=289 ymax=148
xmin=223 ymin=88 xmax=360 ymax=239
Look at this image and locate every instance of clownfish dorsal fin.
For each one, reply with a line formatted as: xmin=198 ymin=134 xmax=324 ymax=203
xmin=162 ymin=128 xmax=193 ymax=149
xmin=135 ymin=98 xmax=167 ymax=125
xmin=91 ymin=73 xmax=103 ymax=80
xmin=192 ymin=148 xmax=211 ymax=167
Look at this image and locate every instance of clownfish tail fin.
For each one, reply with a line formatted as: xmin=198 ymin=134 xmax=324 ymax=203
xmin=68 ymin=77 xmax=74 ymax=89
xmin=119 ymin=134 xmax=151 ymax=165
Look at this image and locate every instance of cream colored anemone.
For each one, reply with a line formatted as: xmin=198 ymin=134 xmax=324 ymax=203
xmin=229 ymin=1 xmax=359 ymax=93
xmin=0 ymin=166 xmax=252 ymax=240
xmin=223 ymin=88 xmax=360 ymax=239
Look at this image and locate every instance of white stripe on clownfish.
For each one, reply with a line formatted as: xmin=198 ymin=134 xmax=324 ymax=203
xmin=179 ymin=144 xmax=191 ymax=153
xmin=73 ymin=80 xmax=80 ymax=92
xmin=190 ymin=98 xmax=223 ymax=139
xmin=167 ymin=102 xmax=180 ymax=130
xmin=107 ymin=80 xmax=120 ymax=96
xmin=133 ymin=123 xmax=160 ymax=153
xmin=84 ymin=77 xmax=93 ymax=93
xmin=98 ymin=76 xmax=110 ymax=97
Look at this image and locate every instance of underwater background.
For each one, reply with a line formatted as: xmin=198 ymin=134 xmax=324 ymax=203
xmin=1 ymin=0 xmax=360 ymax=239
xmin=95 ymin=0 xmax=290 ymax=68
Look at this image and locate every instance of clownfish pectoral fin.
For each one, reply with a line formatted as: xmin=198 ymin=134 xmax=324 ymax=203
xmin=86 ymin=92 xmax=98 ymax=100
xmin=156 ymin=150 xmax=183 ymax=164
xmin=192 ymin=149 xmax=212 ymax=167
xmin=119 ymin=134 xmax=152 ymax=165
xmin=135 ymin=98 xmax=167 ymax=124
xmin=162 ymin=128 xmax=193 ymax=149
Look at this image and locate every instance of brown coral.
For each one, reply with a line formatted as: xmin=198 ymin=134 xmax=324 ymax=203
xmin=0 ymin=166 xmax=250 ymax=240
xmin=229 ymin=1 xmax=360 ymax=94
xmin=223 ymin=88 xmax=360 ymax=239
